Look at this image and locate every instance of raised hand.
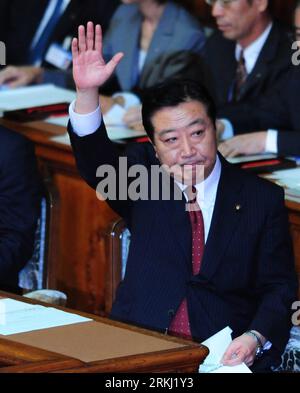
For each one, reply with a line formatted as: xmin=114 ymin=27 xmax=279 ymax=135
xmin=72 ymin=22 xmax=123 ymax=91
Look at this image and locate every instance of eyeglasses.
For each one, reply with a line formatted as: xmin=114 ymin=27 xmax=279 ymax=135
xmin=205 ymin=0 xmax=239 ymax=7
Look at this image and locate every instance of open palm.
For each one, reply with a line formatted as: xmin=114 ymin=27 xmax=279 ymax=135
xmin=72 ymin=22 xmax=123 ymax=90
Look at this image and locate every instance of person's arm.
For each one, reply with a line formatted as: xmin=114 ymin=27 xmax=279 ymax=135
xmin=68 ymin=22 xmax=139 ymax=218
xmin=0 ymin=132 xmax=41 ymax=291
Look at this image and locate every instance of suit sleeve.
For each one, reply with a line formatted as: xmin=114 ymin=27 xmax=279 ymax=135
xmin=0 ymin=134 xmax=41 ymax=290
xmin=68 ymin=121 xmax=137 ymax=219
xmin=248 ymin=186 xmax=298 ymax=350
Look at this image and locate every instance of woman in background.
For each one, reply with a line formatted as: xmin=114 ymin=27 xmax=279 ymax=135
xmin=100 ymin=0 xmax=207 ymax=131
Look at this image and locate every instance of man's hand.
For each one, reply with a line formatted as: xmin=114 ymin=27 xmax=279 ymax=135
xmin=216 ymin=119 xmax=225 ymax=142
xmin=0 ymin=66 xmax=44 ymax=88
xmin=221 ymin=334 xmax=257 ymax=367
xmin=72 ymin=22 xmax=123 ymax=113
xmin=218 ymin=131 xmax=267 ymax=158
xmin=123 ymin=105 xmax=143 ymax=127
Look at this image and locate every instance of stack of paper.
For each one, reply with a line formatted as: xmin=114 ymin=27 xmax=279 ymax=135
xmin=0 ymin=298 xmax=92 ymax=335
xmin=0 ymin=84 xmax=76 ymax=113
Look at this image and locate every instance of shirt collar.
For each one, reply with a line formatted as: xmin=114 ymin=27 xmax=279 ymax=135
xmin=175 ymin=155 xmax=221 ymax=208
xmin=235 ymin=22 xmax=273 ymax=74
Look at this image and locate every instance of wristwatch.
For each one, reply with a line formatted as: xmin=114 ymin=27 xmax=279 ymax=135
xmin=244 ymin=330 xmax=264 ymax=358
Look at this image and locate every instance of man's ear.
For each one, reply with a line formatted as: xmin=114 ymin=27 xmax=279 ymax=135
xmin=150 ymin=140 xmax=159 ymax=159
xmin=254 ymin=0 xmax=268 ymax=13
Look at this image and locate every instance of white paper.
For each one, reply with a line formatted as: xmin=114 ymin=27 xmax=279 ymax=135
xmin=199 ymin=326 xmax=252 ymax=373
xmin=264 ymin=167 xmax=300 ymax=202
xmin=0 ymin=298 xmax=92 ymax=335
xmin=0 ymin=84 xmax=76 ymax=112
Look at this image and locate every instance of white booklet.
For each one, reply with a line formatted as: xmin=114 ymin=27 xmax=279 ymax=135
xmin=199 ymin=326 xmax=252 ymax=373
xmin=0 ymin=298 xmax=92 ymax=335
xmin=0 ymin=84 xmax=76 ymax=112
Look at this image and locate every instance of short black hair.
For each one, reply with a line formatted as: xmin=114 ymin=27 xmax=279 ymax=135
xmin=141 ymin=78 xmax=216 ymax=143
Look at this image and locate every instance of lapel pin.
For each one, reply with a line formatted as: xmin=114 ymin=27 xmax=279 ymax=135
xmin=235 ymin=204 xmax=242 ymax=212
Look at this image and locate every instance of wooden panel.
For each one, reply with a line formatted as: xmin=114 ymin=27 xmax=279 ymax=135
xmin=0 ymin=119 xmax=119 ymax=316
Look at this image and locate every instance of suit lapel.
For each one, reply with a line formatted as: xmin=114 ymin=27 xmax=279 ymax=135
xmin=239 ymin=24 xmax=279 ymax=100
xmin=160 ymin=178 xmax=192 ymax=271
xmin=200 ymin=156 xmax=245 ymax=280
xmin=115 ymin=9 xmax=141 ymax=91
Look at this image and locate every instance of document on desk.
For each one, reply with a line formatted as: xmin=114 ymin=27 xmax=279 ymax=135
xmin=0 ymin=298 xmax=92 ymax=335
xmin=198 ymin=326 xmax=252 ymax=373
xmin=0 ymin=84 xmax=76 ymax=113
xmin=264 ymin=167 xmax=300 ymax=202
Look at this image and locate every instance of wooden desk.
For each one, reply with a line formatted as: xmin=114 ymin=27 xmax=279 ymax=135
xmin=0 ymin=292 xmax=208 ymax=373
xmin=1 ymin=118 xmax=300 ymax=311
xmin=0 ymin=118 xmax=119 ymax=316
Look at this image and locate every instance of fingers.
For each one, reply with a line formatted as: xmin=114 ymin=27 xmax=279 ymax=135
xmin=78 ymin=25 xmax=86 ymax=52
xmin=86 ymin=21 xmax=94 ymax=51
xmin=106 ymin=52 xmax=124 ymax=76
xmin=95 ymin=24 xmax=103 ymax=54
xmin=222 ymin=350 xmax=244 ymax=366
xmin=0 ymin=66 xmax=18 ymax=85
xmin=71 ymin=37 xmax=79 ymax=60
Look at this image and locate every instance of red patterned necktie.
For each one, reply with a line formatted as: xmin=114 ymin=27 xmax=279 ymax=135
xmin=168 ymin=186 xmax=205 ymax=339
xmin=233 ymin=50 xmax=247 ymax=101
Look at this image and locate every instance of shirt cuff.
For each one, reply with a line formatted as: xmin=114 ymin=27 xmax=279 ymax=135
xmin=220 ymin=118 xmax=234 ymax=140
xmin=265 ymin=129 xmax=278 ymax=153
xmin=68 ymin=100 xmax=102 ymax=137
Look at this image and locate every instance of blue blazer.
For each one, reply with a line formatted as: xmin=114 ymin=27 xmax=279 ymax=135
xmin=69 ymin=122 xmax=298 ymax=363
xmin=103 ymin=2 xmax=206 ymax=91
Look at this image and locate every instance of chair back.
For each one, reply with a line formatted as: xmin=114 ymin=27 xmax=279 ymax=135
xmin=104 ymin=218 xmax=130 ymax=314
xmin=18 ymin=177 xmax=60 ymax=291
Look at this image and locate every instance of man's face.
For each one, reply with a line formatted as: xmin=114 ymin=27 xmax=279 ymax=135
xmin=151 ymin=100 xmax=217 ymax=185
xmin=212 ymin=0 xmax=264 ymax=45
xmin=294 ymin=8 xmax=300 ymax=46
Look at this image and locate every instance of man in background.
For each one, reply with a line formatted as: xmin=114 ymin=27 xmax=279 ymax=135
xmin=203 ymin=0 xmax=292 ymax=153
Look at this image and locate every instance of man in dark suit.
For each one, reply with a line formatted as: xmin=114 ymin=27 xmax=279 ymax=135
xmin=67 ymin=23 xmax=297 ymax=372
xmin=203 ymin=0 xmax=292 ymax=149
xmin=0 ymin=0 xmax=119 ymax=88
xmin=0 ymin=126 xmax=41 ymax=293
xmin=218 ymin=66 xmax=300 ymax=157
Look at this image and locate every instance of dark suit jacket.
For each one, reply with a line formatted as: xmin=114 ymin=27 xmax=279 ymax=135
xmin=0 ymin=126 xmax=41 ymax=293
xmin=0 ymin=0 xmax=119 ymax=66
xmin=217 ymin=67 xmax=300 ymax=156
xmin=204 ymin=22 xmax=292 ymax=117
xmin=68 ymin=121 xmax=297 ymax=362
xmin=101 ymin=2 xmax=206 ymax=95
